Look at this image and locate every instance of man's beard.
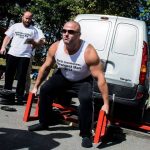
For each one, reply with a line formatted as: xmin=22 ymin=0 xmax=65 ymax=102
xmin=23 ymin=21 xmax=31 ymax=27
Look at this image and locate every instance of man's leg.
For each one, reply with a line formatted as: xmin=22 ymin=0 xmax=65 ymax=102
xmin=25 ymin=56 xmax=33 ymax=95
xmin=28 ymin=70 xmax=70 ymax=131
xmin=16 ymin=57 xmax=30 ymax=103
xmin=4 ymin=54 xmax=18 ymax=90
xmin=78 ymin=83 xmax=93 ymax=137
xmin=73 ymin=77 xmax=93 ymax=148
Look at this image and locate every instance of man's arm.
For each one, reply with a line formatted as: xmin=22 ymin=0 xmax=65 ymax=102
xmin=85 ymin=44 xmax=109 ymax=114
xmin=36 ymin=38 xmax=47 ymax=49
xmin=31 ymin=27 xmax=46 ymax=48
xmin=0 ymin=35 xmax=11 ymax=54
xmin=24 ymin=38 xmax=43 ymax=48
xmin=32 ymin=41 xmax=59 ymax=94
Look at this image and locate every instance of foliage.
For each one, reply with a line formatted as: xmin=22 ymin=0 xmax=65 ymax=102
xmin=139 ymin=0 xmax=150 ymax=30
xmin=0 ymin=0 xmax=149 ymax=66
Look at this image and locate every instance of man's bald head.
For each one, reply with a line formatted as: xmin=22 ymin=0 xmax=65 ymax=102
xmin=23 ymin=11 xmax=33 ymax=18
xmin=63 ymin=21 xmax=81 ymax=34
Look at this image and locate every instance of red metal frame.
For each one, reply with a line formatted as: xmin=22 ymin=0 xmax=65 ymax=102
xmin=23 ymin=92 xmax=108 ymax=143
xmin=94 ymin=110 xmax=108 ymax=143
xmin=23 ymin=92 xmax=38 ymax=121
xmin=23 ymin=92 xmax=150 ymax=144
xmin=23 ymin=92 xmax=78 ymax=122
xmin=112 ymin=119 xmax=150 ymax=132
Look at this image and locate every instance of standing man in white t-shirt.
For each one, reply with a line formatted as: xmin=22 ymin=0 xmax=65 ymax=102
xmin=0 ymin=11 xmax=39 ymax=105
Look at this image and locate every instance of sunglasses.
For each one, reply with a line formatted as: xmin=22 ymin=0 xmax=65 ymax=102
xmin=62 ymin=29 xmax=79 ymax=35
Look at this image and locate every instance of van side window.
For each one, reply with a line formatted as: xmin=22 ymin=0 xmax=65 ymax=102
xmin=112 ymin=23 xmax=138 ymax=56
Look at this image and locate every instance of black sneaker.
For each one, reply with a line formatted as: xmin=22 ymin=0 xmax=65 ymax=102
xmin=28 ymin=123 xmax=48 ymax=131
xmin=16 ymin=96 xmax=24 ymax=105
xmin=81 ymin=137 xmax=93 ymax=148
xmin=16 ymin=100 xmax=24 ymax=105
xmin=24 ymin=93 xmax=29 ymax=102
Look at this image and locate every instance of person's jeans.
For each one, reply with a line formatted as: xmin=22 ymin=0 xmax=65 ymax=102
xmin=39 ymin=70 xmax=94 ymax=137
xmin=4 ymin=54 xmax=30 ymax=99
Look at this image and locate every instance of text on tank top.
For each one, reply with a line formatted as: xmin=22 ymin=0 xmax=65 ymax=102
xmin=55 ymin=40 xmax=91 ymax=81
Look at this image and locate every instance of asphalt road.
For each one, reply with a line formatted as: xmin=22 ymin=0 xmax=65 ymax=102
xmin=0 ymin=79 xmax=150 ymax=150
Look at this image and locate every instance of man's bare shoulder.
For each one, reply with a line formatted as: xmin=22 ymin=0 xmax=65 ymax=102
xmin=85 ymin=44 xmax=100 ymax=66
xmin=48 ymin=41 xmax=60 ymax=55
xmin=49 ymin=41 xmax=60 ymax=50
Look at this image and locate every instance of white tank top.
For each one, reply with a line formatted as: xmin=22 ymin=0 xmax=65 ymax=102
xmin=55 ymin=40 xmax=91 ymax=81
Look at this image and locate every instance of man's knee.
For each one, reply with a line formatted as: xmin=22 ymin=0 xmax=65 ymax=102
xmin=78 ymin=82 xmax=93 ymax=104
xmin=40 ymin=81 xmax=56 ymax=97
xmin=40 ymin=82 xmax=50 ymax=95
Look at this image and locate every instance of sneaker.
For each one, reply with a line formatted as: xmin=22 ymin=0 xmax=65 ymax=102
xmin=16 ymin=100 xmax=24 ymax=105
xmin=28 ymin=123 xmax=48 ymax=131
xmin=24 ymin=93 xmax=29 ymax=102
xmin=16 ymin=96 xmax=24 ymax=105
xmin=81 ymin=137 xmax=93 ymax=148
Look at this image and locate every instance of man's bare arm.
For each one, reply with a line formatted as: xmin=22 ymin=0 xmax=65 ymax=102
xmin=0 ymin=35 xmax=11 ymax=54
xmin=32 ymin=41 xmax=59 ymax=94
xmin=85 ymin=44 xmax=109 ymax=114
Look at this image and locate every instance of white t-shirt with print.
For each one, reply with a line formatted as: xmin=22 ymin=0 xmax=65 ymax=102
xmin=35 ymin=27 xmax=45 ymax=41
xmin=5 ymin=23 xmax=38 ymax=58
xmin=32 ymin=27 xmax=45 ymax=56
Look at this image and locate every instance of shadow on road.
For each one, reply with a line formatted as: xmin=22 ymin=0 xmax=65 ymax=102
xmin=0 ymin=127 xmax=72 ymax=150
xmin=97 ymin=126 xmax=126 ymax=149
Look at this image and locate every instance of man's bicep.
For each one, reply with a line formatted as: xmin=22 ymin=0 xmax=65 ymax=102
xmin=44 ymin=42 xmax=58 ymax=67
xmin=44 ymin=51 xmax=55 ymax=67
xmin=90 ymin=63 xmax=104 ymax=79
xmin=5 ymin=25 xmax=15 ymax=38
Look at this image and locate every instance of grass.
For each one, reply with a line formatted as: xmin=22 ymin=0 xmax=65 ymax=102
xmin=0 ymin=58 xmax=6 ymax=66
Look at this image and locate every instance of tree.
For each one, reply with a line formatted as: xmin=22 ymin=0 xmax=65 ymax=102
xmin=0 ymin=0 xmax=149 ymax=65
xmin=139 ymin=0 xmax=150 ymax=34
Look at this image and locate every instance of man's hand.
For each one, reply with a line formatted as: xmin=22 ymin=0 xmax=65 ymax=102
xmin=31 ymin=87 xmax=38 ymax=96
xmin=39 ymin=38 xmax=46 ymax=45
xmin=24 ymin=38 xmax=35 ymax=44
xmin=0 ymin=47 xmax=6 ymax=55
xmin=101 ymin=103 xmax=109 ymax=115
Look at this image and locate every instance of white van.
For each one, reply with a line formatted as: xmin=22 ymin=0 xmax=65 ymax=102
xmin=75 ymin=14 xmax=149 ymax=107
